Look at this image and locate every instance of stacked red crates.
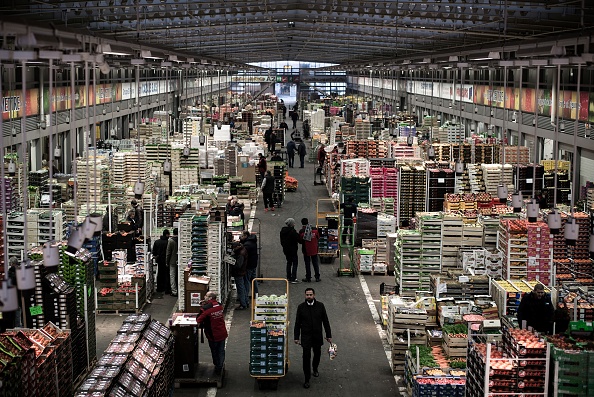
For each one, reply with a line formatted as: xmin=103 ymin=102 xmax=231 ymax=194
xmin=526 ymin=222 xmax=553 ymax=286
xmin=370 ymin=167 xmax=385 ymax=198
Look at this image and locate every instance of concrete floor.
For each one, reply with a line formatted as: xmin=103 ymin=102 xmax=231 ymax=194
xmin=94 ymin=122 xmax=403 ymax=397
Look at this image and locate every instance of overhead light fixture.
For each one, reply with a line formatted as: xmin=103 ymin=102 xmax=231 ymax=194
xmin=15 ymin=261 xmax=36 ymax=290
xmin=183 ymin=146 xmax=191 ymax=157
xmin=133 ymin=179 xmax=145 ymax=199
xmin=497 ymin=184 xmax=508 ymax=203
xmin=163 ymin=159 xmax=172 ymax=175
xmin=96 ymin=43 xmax=131 ymax=56
xmin=43 ymin=241 xmax=61 ymax=267
xmin=54 ymin=145 xmax=62 ymax=158
xmin=65 ymin=226 xmax=85 ymax=256
xmin=427 ymin=146 xmax=436 ymax=160
xmin=526 ymin=199 xmax=539 ymax=223
xmin=455 ymin=161 xmax=464 ymax=174
xmin=511 ymin=192 xmax=523 ymax=212
xmin=512 ymin=111 xmax=518 ymax=123
xmin=8 ymin=161 xmax=16 ymax=176
xmin=564 ymin=216 xmax=579 ymax=246
xmin=448 ymin=56 xmax=458 ymax=62
xmin=547 ymin=209 xmax=562 ymax=234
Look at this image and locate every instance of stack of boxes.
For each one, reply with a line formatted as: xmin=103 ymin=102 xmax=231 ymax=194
xmin=190 ymin=214 xmax=209 ymax=276
xmin=250 ymin=292 xmax=288 ymax=376
xmin=441 ymin=213 xmax=464 ymax=272
xmin=207 ymin=220 xmax=225 ymax=304
xmin=526 ymin=221 xmax=552 ymax=285
xmin=387 ymin=297 xmax=427 ymax=374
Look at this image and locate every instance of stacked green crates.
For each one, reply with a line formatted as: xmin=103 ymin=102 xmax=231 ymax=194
xmin=552 ymin=346 xmax=590 ymax=396
xmin=340 ymin=177 xmax=369 ymax=204
xmin=249 ymin=321 xmax=285 ymax=376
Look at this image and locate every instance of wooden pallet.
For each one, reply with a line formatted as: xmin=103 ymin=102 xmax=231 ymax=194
xmin=175 ymin=364 xmax=225 ymax=389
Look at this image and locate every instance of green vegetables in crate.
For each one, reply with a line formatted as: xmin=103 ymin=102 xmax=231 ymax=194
xmin=442 ymin=323 xmax=468 ymax=336
xmin=409 ymin=345 xmax=437 ymax=368
xmin=449 ymin=358 xmax=467 ymax=369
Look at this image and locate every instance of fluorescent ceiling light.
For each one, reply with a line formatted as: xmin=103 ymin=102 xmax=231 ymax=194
xmin=530 ymin=59 xmax=548 ymax=66
xmin=448 ymin=56 xmax=458 ymax=62
xmin=97 ymin=43 xmax=132 ymax=56
xmin=550 ymin=58 xmax=569 ymax=65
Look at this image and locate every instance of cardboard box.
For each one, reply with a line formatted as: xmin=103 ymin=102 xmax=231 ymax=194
xmin=183 ymin=270 xmax=210 ymax=313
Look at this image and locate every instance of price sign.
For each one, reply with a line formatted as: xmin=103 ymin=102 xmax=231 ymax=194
xmin=438 ymin=178 xmax=445 ymax=183
xmin=29 ymin=306 xmax=43 ymax=316
xmin=528 ymin=257 xmax=536 ymax=267
xmin=526 ymin=178 xmax=533 ymax=184
xmin=458 ymin=275 xmax=470 ymax=283
xmin=437 ymin=283 xmax=447 ymax=293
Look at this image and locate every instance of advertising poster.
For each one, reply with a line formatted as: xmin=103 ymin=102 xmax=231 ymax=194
xmin=473 ymin=85 xmax=492 ymax=106
xmin=561 ymin=90 xmax=574 ymax=119
xmin=1 ymin=88 xmax=39 ymax=121
xmin=589 ymin=92 xmax=594 ymax=123
xmin=520 ymin=88 xmax=536 ymax=113
xmin=578 ymin=92 xmax=589 ymax=121
xmin=537 ymin=89 xmax=553 ymax=117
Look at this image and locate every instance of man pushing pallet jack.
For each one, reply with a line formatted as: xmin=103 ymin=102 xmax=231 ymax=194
xmin=314 ymin=144 xmax=326 ymax=186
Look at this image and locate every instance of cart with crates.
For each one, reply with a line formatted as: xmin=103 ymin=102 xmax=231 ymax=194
xmin=316 ymin=199 xmax=339 ymax=264
xmin=250 ymin=278 xmax=290 ymax=390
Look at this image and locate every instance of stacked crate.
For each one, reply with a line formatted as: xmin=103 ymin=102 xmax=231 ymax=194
xmin=44 ymin=272 xmax=78 ymax=331
xmin=481 ymin=164 xmax=513 ymax=195
xmin=387 ymin=299 xmax=427 ymax=374
xmin=59 ymin=246 xmax=96 ymax=368
xmin=394 ymin=229 xmax=423 ymax=297
xmin=399 ymin=166 xmax=426 ymax=227
xmin=418 ymin=213 xmax=442 ymax=274
xmin=341 ymin=177 xmax=370 ymax=204
xmin=207 ymin=220 xmax=226 ymax=305
xmin=177 ymin=211 xmax=193 ymax=311
xmin=543 ymin=171 xmax=571 ymax=207
xmin=190 ymin=214 xmax=209 ymax=276
xmin=441 ymin=213 xmax=464 ymax=272
xmin=426 ymin=167 xmax=455 ymax=212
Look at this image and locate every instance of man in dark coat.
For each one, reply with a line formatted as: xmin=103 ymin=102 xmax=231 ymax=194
xmin=240 ymin=231 xmax=259 ymax=296
xmin=261 ymin=170 xmax=276 ymax=212
xmin=232 ymin=241 xmax=249 ymax=309
xmin=280 ymin=218 xmax=300 ymax=283
xmin=294 ymin=288 xmax=332 ymax=389
xmin=517 ymin=283 xmax=554 ymax=334
xmin=286 ymin=139 xmax=296 ymax=168
xmin=291 ymin=110 xmax=299 ymax=129
xmin=197 ymin=291 xmax=228 ymax=375
xmin=297 ymin=139 xmax=307 ymax=168
xmin=152 ymin=229 xmax=171 ymax=294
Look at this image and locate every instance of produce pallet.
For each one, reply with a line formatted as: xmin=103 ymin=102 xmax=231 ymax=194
xmin=96 ymin=301 xmax=146 ymax=315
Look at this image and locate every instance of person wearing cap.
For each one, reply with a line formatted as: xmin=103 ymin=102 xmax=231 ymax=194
xmin=131 ymin=199 xmax=143 ymax=235
xmin=517 ymin=283 xmax=554 ymax=334
xmin=280 ymin=218 xmax=300 ymax=284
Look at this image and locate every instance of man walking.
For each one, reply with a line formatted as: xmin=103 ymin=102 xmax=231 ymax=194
xmin=291 ymin=109 xmax=299 ymax=129
xmin=240 ymin=231 xmax=259 ymax=296
xmin=166 ymin=228 xmax=179 ymax=297
xmin=280 ymin=218 xmax=300 ymax=283
xmin=231 ymin=241 xmax=249 ymax=310
xmin=152 ymin=229 xmax=171 ymax=295
xmin=294 ymin=288 xmax=332 ymax=389
xmin=297 ymin=139 xmax=307 ymax=168
xmin=261 ymin=170 xmax=276 ymax=212
xmin=197 ymin=291 xmax=228 ymax=375
xmin=286 ymin=139 xmax=296 ymax=168
xmin=298 ymin=218 xmax=321 ymax=282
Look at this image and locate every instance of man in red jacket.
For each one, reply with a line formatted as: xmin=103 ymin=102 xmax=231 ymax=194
xmin=197 ymin=291 xmax=228 ymax=375
xmin=298 ymin=218 xmax=321 ymax=282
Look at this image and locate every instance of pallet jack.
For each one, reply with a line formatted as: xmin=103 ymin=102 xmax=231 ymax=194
xmin=314 ymin=164 xmax=325 ymax=186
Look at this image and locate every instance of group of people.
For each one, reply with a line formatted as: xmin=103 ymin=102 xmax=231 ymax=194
xmin=152 ymin=228 xmax=179 ymax=297
xmin=280 ymin=217 xmax=322 ymax=283
xmin=230 ymin=230 xmax=259 ymax=310
xmin=285 ymin=138 xmax=307 ymax=168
